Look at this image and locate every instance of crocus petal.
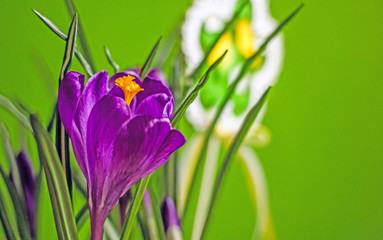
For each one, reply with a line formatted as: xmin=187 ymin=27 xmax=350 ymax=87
xmin=135 ymin=75 xmax=172 ymax=104
xmin=100 ymin=116 xmax=184 ymax=209
xmin=135 ymin=93 xmax=174 ymax=119
xmin=74 ymin=71 xmax=109 ymax=138
xmin=147 ymin=69 xmax=166 ymax=80
xmin=58 ymin=71 xmax=85 ymax=135
xmin=86 ymin=95 xmax=131 ymax=181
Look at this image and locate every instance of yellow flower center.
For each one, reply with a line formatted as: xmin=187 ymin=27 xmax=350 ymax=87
xmin=115 ymin=75 xmax=144 ymax=105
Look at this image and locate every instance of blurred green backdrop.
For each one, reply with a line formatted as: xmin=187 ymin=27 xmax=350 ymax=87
xmin=1 ymin=0 xmax=382 ymax=239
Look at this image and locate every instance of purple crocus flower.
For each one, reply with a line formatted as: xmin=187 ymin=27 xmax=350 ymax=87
xmin=14 ymin=150 xmax=36 ymax=239
xmin=58 ymin=69 xmax=186 ymax=239
xmin=161 ymin=196 xmax=182 ymax=239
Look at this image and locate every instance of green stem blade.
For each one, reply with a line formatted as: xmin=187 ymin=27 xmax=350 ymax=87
xmin=30 ymin=114 xmax=78 ymax=240
xmin=120 ymin=175 xmax=152 ymax=240
xmin=55 ymin=13 xmax=78 ymax=202
xmin=171 ymin=50 xmax=227 ymax=128
xmin=0 ymin=166 xmax=32 ymax=240
xmin=139 ymin=37 xmax=162 ymax=79
xmin=32 ymin=9 xmax=94 ymax=76
xmin=104 ymin=47 xmax=120 ymax=73
xmin=0 ymin=123 xmax=24 ymax=200
xmin=200 ymin=87 xmax=271 ymax=239
xmin=0 ymin=188 xmax=18 ymax=240
xmin=64 ymin=0 xmax=96 ymax=71
xmin=0 ymin=95 xmax=32 ymax=131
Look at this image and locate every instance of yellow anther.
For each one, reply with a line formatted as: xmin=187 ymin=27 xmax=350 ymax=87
xmin=115 ymin=75 xmax=144 ymax=105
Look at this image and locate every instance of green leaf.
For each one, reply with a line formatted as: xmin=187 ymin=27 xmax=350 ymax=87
xmin=47 ymin=103 xmax=57 ymax=133
xmin=104 ymin=47 xmax=120 ymax=73
xmin=139 ymin=37 xmax=162 ymax=79
xmin=120 ymin=175 xmax=152 ymax=240
xmin=182 ymin=4 xmax=303 ymax=217
xmin=147 ymin=184 xmax=167 ymax=240
xmin=0 ymin=187 xmax=18 ymax=240
xmin=0 ymin=166 xmax=31 ymax=240
xmin=30 ymin=114 xmax=78 ymax=240
xmin=171 ymin=50 xmax=228 ymax=128
xmin=75 ymin=204 xmax=88 ymax=230
xmin=0 ymin=95 xmax=32 ymax=131
xmin=56 ymin=13 xmax=78 ymax=201
xmin=59 ymin=13 xmax=78 ymax=80
xmin=189 ymin=0 xmax=249 ymax=80
xmin=32 ymin=9 xmax=94 ymax=76
xmin=0 ymin=123 xmax=24 ymax=200
xmin=200 ymin=88 xmax=271 ymax=239
xmin=63 ymin=0 xmax=96 ymax=72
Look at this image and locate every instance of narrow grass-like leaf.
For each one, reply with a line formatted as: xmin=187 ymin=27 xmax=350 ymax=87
xmin=30 ymin=114 xmax=78 ymax=240
xmin=182 ymin=4 xmax=303 ymax=217
xmin=189 ymin=0 xmax=249 ymax=80
xmin=64 ymin=0 xmax=96 ymax=71
xmin=0 ymin=95 xmax=32 ymax=131
xmin=59 ymin=14 xmax=78 ymax=80
xmin=104 ymin=47 xmax=120 ymax=73
xmin=47 ymin=103 xmax=57 ymax=133
xmin=200 ymin=88 xmax=271 ymax=239
xmin=137 ymin=204 xmax=151 ymax=240
xmin=0 ymin=166 xmax=31 ymax=240
xmin=120 ymin=175 xmax=152 ymax=240
xmin=75 ymin=203 xmax=88 ymax=229
xmin=171 ymin=50 xmax=227 ymax=128
xmin=0 ymin=188 xmax=18 ymax=240
xmin=139 ymin=37 xmax=162 ymax=79
xmin=56 ymin=13 xmax=78 ymax=201
xmin=0 ymin=123 xmax=24 ymax=200
xmin=32 ymin=9 xmax=94 ymax=76
xmin=147 ymin=184 xmax=167 ymax=240
xmin=72 ymin=172 xmax=87 ymax=197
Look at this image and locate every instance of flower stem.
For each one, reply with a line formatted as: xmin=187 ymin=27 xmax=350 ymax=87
xmin=90 ymin=210 xmax=106 ymax=240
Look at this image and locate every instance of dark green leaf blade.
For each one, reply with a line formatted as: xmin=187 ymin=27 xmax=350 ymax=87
xmin=0 ymin=95 xmax=32 ymax=131
xmin=139 ymin=37 xmax=162 ymax=79
xmin=59 ymin=13 xmax=78 ymax=80
xmin=0 ymin=166 xmax=32 ymax=240
xmin=32 ymin=9 xmax=94 ymax=76
xmin=63 ymin=0 xmax=96 ymax=72
xmin=171 ymin=50 xmax=227 ymax=128
xmin=0 ymin=123 xmax=23 ymax=199
xmin=30 ymin=114 xmax=78 ymax=240
xmin=200 ymin=87 xmax=271 ymax=239
xmin=147 ymin=184 xmax=167 ymax=240
xmin=0 ymin=188 xmax=18 ymax=240
xmin=56 ymin=13 xmax=78 ymax=201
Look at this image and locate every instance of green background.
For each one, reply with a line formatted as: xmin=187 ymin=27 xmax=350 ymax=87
xmin=1 ymin=0 xmax=382 ymax=239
